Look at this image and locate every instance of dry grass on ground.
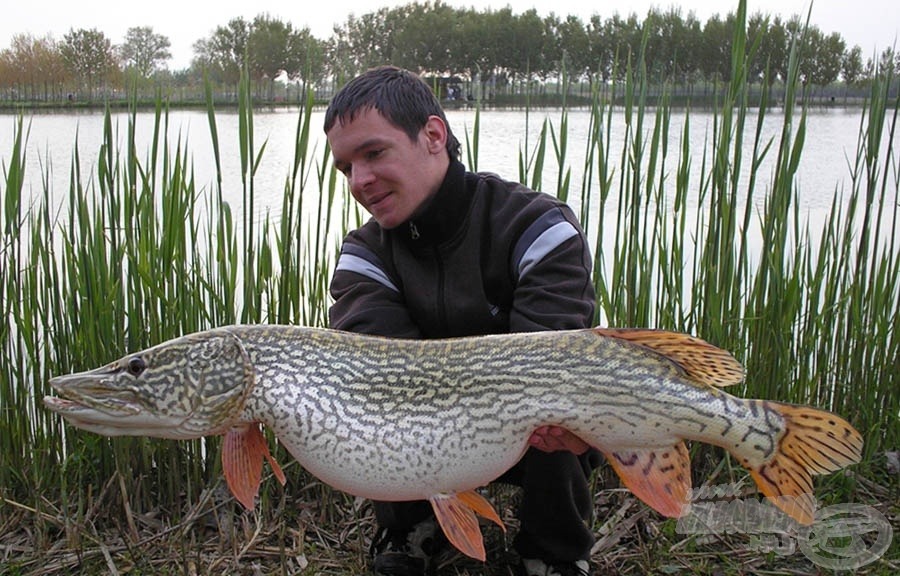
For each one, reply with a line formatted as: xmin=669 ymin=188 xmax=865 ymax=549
xmin=1 ymin=467 xmax=897 ymax=576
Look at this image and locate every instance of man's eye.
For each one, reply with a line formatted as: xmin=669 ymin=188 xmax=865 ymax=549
xmin=366 ymin=148 xmax=384 ymax=160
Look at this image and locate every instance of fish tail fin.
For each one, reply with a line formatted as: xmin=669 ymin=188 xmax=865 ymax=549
xmin=223 ymin=423 xmax=286 ymax=510
xmin=747 ymin=402 xmax=863 ymax=524
xmin=429 ymin=490 xmax=505 ymax=561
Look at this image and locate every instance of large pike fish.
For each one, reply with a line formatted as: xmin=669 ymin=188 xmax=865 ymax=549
xmin=44 ymin=326 xmax=862 ymax=561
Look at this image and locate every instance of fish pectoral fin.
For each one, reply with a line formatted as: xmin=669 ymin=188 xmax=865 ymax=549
xmin=747 ymin=402 xmax=863 ymax=525
xmin=605 ymin=443 xmax=691 ymax=518
xmin=429 ymin=490 xmax=504 ymax=562
xmin=222 ymin=423 xmax=286 ymax=510
xmin=592 ymin=328 xmax=744 ymax=387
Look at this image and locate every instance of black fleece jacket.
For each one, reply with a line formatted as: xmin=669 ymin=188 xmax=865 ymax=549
xmin=329 ymin=159 xmax=595 ymax=338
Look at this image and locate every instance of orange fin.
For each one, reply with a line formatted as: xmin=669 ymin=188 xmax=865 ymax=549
xmin=429 ymin=490 xmax=505 ymax=561
xmin=747 ymin=402 xmax=863 ymax=525
xmin=457 ymin=490 xmax=506 ymax=532
xmin=593 ymin=328 xmax=744 ymax=387
xmin=605 ymin=442 xmax=692 ymax=518
xmin=222 ymin=423 xmax=286 ymax=510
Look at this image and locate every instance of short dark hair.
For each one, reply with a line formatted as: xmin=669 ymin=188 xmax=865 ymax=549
xmin=323 ymin=66 xmax=461 ymax=160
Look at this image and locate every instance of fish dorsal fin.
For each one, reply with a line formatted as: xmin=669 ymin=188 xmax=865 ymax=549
xmin=604 ymin=442 xmax=692 ymax=518
xmin=222 ymin=423 xmax=287 ymax=510
xmin=592 ymin=328 xmax=744 ymax=387
xmin=429 ymin=490 xmax=505 ymax=561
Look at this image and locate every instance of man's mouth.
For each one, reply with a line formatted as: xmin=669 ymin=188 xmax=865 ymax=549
xmin=367 ymin=191 xmax=391 ymax=209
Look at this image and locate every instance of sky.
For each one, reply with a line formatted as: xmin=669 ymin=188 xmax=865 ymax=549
xmin=3 ymin=1 xmax=897 ymax=70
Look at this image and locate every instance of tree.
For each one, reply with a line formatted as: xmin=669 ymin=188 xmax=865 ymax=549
xmin=3 ymin=3 xmax=867 ymax=102
xmin=60 ymin=28 xmax=117 ymax=98
xmin=699 ymin=14 xmax=734 ymax=83
xmin=328 ymin=8 xmax=396 ymax=81
xmin=792 ymin=26 xmax=846 ymax=89
xmin=119 ymin=26 xmax=171 ymax=79
xmin=502 ymin=8 xmax=550 ymax=81
xmin=747 ymin=12 xmax=770 ymax=83
xmin=591 ymin=13 xmax=643 ymax=82
xmin=248 ymin=14 xmax=293 ymax=82
xmin=806 ymin=30 xmax=845 ymax=88
xmin=242 ymin=14 xmax=325 ymax=95
xmin=286 ymin=28 xmax=326 ymax=85
xmin=641 ymin=7 xmax=700 ymax=82
xmin=877 ymin=47 xmax=898 ymax=76
xmin=193 ymin=17 xmax=250 ymax=85
xmin=842 ymin=46 xmax=865 ymax=87
xmin=453 ymin=7 xmax=495 ymax=88
xmin=475 ymin=7 xmax=515 ymax=83
xmin=755 ymin=15 xmax=789 ymax=85
xmin=553 ymin=15 xmax=591 ymax=81
xmin=0 ymin=34 xmax=69 ymax=100
xmin=391 ymin=1 xmax=460 ymax=75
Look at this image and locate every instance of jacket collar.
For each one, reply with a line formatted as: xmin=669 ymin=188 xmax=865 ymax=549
xmin=401 ymin=159 xmax=471 ymax=245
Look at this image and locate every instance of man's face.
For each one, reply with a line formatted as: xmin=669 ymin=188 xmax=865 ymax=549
xmin=327 ymin=107 xmax=449 ymax=229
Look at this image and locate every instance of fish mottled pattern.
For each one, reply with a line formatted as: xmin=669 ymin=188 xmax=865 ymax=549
xmin=44 ymin=330 xmax=254 ymax=439
xmin=46 ymin=323 xmax=863 ymax=534
xmin=228 ymin=326 xmax=781 ymax=500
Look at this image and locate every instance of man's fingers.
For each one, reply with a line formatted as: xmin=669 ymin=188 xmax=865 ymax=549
xmin=528 ymin=426 xmax=589 ymax=454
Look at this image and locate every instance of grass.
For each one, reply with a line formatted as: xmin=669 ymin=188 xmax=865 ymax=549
xmin=1 ymin=3 xmax=898 ymax=573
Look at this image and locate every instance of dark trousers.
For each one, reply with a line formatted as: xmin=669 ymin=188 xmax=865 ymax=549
xmin=373 ymin=447 xmax=600 ymax=562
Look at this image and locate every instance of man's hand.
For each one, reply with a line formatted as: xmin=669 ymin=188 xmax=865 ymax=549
xmin=528 ymin=425 xmax=590 ymax=455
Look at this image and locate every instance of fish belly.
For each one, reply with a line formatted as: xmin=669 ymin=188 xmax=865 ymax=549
xmin=269 ymin=409 xmax=532 ymax=501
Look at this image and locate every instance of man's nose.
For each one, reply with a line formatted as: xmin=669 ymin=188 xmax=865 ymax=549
xmin=350 ymin=163 xmax=375 ymax=192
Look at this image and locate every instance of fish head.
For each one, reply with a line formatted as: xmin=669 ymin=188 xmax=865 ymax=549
xmin=44 ymin=329 xmax=254 ymax=440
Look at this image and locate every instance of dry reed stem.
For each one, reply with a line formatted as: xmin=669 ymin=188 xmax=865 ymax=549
xmin=2 ymin=474 xmax=896 ymax=576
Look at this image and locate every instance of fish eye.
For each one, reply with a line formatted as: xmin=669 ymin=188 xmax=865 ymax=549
xmin=126 ymin=357 xmax=146 ymax=376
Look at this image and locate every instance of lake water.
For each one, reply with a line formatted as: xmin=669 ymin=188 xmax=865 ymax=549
xmin=1 ymin=106 xmax=897 ymax=257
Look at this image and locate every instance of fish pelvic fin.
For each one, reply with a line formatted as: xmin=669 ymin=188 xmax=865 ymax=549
xmin=222 ymin=423 xmax=287 ymax=510
xmin=747 ymin=402 xmax=863 ymax=525
xmin=429 ymin=490 xmax=505 ymax=562
xmin=592 ymin=328 xmax=744 ymax=387
xmin=605 ymin=442 xmax=692 ymax=518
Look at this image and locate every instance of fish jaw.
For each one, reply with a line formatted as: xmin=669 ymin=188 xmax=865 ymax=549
xmin=47 ymin=365 xmax=145 ymax=416
xmin=44 ymin=375 xmax=192 ymax=439
xmin=44 ymin=328 xmax=256 ymax=440
xmin=44 ymin=398 xmax=197 ymax=438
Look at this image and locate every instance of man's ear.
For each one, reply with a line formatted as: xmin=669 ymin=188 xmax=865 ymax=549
xmin=423 ymin=115 xmax=448 ymax=154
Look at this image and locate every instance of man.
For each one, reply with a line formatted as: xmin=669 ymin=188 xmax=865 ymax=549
xmin=324 ymin=66 xmax=599 ymax=576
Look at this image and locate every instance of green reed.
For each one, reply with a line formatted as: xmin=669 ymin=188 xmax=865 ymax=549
xmin=526 ymin=1 xmax=900 ymax=472
xmin=0 ymin=70 xmax=351 ymax=546
xmin=0 ymin=0 xmax=898 ymax=565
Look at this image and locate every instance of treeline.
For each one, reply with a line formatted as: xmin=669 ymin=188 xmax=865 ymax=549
xmin=2 ymin=1 xmax=898 ymax=103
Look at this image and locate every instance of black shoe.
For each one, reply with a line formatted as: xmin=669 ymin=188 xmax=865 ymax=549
xmin=519 ymin=558 xmax=592 ymax=576
xmin=370 ymin=518 xmax=441 ymax=576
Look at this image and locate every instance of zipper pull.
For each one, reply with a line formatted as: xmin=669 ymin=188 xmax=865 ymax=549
xmin=409 ymin=221 xmax=420 ymax=240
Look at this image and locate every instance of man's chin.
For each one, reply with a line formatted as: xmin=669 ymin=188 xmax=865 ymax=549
xmin=371 ymin=210 xmax=406 ymax=230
